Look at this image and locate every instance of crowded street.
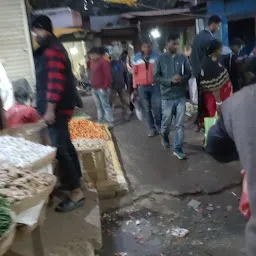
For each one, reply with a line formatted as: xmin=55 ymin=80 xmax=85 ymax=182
xmin=1 ymin=0 xmax=256 ymax=255
xmin=84 ymin=96 xmax=244 ymax=256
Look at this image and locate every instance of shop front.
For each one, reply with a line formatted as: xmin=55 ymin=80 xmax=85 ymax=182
xmin=207 ymin=0 xmax=256 ymax=50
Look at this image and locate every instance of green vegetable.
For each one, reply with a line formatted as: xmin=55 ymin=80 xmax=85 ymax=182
xmin=0 ymin=197 xmax=10 ymax=208
xmin=0 ymin=207 xmax=12 ymax=236
xmin=0 ymin=197 xmax=12 ymax=236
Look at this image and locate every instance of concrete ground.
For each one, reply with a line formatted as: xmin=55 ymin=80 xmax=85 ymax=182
xmin=81 ymin=96 xmax=246 ymax=256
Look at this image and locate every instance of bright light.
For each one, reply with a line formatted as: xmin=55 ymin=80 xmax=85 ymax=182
xmin=150 ymin=29 xmax=161 ymax=39
xmin=70 ymin=47 xmax=78 ymax=55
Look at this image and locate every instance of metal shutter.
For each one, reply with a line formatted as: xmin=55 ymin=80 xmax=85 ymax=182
xmin=0 ymin=0 xmax=35 ymax=87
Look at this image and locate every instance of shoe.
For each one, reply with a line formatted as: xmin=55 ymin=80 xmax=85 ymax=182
xmin=161 ymin=134 xmax=170 ymax=149
xmin=185 ymin=111 xmax=192 ymax=117
xmin=200 ymin=127 xmax=205 ymax=133
xmin=55 ymin=198 xmax=85 ymax=213
xmin=173 ymin=150 xmax=187 ymax=160
xmin=148 ymin=129 xmax=157 ymax=137
xmin=194 ymin=125 xmax=200 ymax=132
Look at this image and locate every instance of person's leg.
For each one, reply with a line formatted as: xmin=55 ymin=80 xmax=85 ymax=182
xmin=203 ymin=92 xmax=216 ymax=117
xmin=109 ymin=88 xmax=116 ymax=108
xmin=151 ymin=85 xmax=162 ymax=132
xmin=48 ymin=119 xmax=84 ymax=212
xmin=128 ymin=74 xmax=134 ymax=112
xmin=118 ymin=88 xmax=131 ymax=120
xmin=161 ymin=99 xmax=175 ymax=148
xmin=195 ymin=77 xmax=203 ymax=131
xmin=138 ymin=86 xmax=156 ymax=136
xmin=98 ymin=89 xmax=114 ymax=127
xmin=92 ymin=89 xmax=105 ymax=123
xmin=173 ymin=97 xmax=186 ymax=159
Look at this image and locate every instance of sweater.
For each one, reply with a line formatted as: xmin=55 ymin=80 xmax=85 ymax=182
xmin=90 ymin=57 xmax=111 ymax=90
xmin=34 ymin=35 xmax=76 ymax=120
xmin=191 ymin=29 xmax=214 ymax=77
xmin=206 ymin=84 xmax=256 ymax=256
xmin=153 ymin=53 xmax=191 ymax=100
xmin=111 ymin=60 xmax=128 ymax=90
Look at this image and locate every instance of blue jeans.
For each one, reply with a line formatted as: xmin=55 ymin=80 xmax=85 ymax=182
xmin=161 ymin=97 xmax=186 ymax=152
xmin=138 ymin=85 xmax=161 ymax=130
xmin=92 ymin=89 xmax=114 ymax=125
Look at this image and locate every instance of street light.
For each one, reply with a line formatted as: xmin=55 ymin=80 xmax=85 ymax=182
xmin=150 ymin=29 xmax=161 ymax=39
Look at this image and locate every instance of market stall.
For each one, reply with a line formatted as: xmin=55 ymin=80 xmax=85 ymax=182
xmin=0 ymin=124 xmax=56 ymax=256
xmin=69 ymin=119 xmax=128 ymax=198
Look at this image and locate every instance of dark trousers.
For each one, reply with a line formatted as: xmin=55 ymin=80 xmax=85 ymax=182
xmin=195 ymin=77 xmax=203 ymax=126
xmin=109 ymin=88 xmax=130 ymax=115
xmin=127 ymin=73 xmax=134 ymax=112
xmin=48 ymin=117 xmax=81 ymax=190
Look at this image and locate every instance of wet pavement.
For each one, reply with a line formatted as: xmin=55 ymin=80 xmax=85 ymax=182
xmin=83 ymin=96 xmax=245 ymax=256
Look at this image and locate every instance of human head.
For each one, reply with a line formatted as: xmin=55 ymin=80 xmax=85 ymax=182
xmin=208 ymin=15 xmax=222 ymax=33
xmin=88 ymin=47 xmax=103 ymax=61
xmin=243 ymin=57 xmax=256 ymax=86
xmin=166 ymin=32 xmax=180 ymax=54
xmin=206 ymin=39 xmax=223 ymax=57
xmin=12 ymin=78 xmax=32 ymax=105
xmin=140 ymin=37 xmax=153 ymax=56
xmin=31 ymin=15 xmax=53 ymax=45
xmin=230 ymin=38 xmax=244 ymax=55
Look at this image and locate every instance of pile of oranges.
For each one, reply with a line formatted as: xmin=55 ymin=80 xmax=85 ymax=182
xmin=69 ymin=120 xmax=109 ymax=140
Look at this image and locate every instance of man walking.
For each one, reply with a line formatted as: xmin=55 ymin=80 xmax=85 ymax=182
xmin=191 ymin=15 xmax=222 ymax=131
xmin=109 ymin=53 xmax=131 ymax=120
xmin=154 ymin=33 xmax=191 ymax=160
xmin=32 ymin=15 xmax=84 ymax=212
xmin=133 ymin=37 xmax=161 ymax=137
xmin=89 ymin=47 xmax=114 ymax=127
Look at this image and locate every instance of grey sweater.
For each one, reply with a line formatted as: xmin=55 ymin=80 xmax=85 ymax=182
xmin=206 ymin=84 xmax=256 ymax=256
xmin=153 ymin=53 xmax=191 ymax=100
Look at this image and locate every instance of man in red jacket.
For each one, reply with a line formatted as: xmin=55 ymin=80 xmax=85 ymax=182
xmin=89 ymin=47 xmax=114 ymax=127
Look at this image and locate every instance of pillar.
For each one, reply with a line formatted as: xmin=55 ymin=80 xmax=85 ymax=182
xmin=207 ymin=0 xmax=229 ymax=46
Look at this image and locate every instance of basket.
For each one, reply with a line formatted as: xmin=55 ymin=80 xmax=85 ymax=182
xmin=0 ymin=211 xmax=16 ymax=256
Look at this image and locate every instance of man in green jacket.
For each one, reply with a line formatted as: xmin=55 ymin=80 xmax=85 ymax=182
xmin=154 ymin=32 xmax=191 ymax=160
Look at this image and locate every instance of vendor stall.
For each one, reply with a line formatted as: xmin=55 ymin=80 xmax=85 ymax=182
xmin=0 ymin=123 xmax=56 ymax=256
xmin=69 ymin=119 xmax=128 ymax=198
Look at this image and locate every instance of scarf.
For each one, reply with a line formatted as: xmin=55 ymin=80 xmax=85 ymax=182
xmin=200 ymin=56 xmax=230 ymax=92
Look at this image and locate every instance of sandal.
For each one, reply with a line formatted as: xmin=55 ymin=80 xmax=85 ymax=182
xmin=55 ymin=198 xmax=85 ymax=213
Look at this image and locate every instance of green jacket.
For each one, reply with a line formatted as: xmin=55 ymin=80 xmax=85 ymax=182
xmin=154 ymin=53 xmax=191 ymax=100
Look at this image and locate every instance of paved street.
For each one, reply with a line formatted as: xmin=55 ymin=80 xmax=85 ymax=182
xmin=83 ymin=96 xmax=246 ymax=256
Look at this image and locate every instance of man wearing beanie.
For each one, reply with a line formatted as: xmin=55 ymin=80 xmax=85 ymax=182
xmin=32 ymin=15 xmax=84 ymax=212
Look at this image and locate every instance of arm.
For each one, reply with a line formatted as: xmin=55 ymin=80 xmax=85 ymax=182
xmin=44 ymin=48 xmax=66 ymax=124
xmin=180 ymin=57 xmax=192 ymax=85
xmin=102 ymin=60 xmax=111 ymax=89
xmin=153 ymin=59 xmax=172 ymax=86
xmin=205 ymin=115 xmax=239 ymax=163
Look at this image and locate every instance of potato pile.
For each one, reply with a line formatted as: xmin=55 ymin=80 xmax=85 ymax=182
xmin=0 ymin=166 xmax=54 ymax=204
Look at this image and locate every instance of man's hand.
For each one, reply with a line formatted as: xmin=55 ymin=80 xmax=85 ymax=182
xmin=131 ymin=89 xmax=138 ymax=102
xmin=43 ymin=110 xmax=55 ymax=125
xmin=171 ymin=75 xmax=181 ymax=84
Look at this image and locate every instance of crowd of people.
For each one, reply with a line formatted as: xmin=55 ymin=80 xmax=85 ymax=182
xmin=1 ymin=12 xmax=256 ymax=255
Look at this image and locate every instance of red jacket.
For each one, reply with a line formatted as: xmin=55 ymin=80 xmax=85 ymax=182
xmin=133 ymin=51 xmax=159 ymax=88
xmin=90 ymin=57 xmax=111 ymax=90
xmin=6 ymin=103 xmax=40 ymax=128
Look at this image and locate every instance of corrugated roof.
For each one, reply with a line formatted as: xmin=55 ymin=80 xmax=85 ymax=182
xmin=120 ymin=8 xmax=190 ymax=19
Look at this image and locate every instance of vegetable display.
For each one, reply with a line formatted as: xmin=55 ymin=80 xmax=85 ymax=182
xmin=0 ymin=197 xmax=12 ymax=237
xmin=69 ymin=120 xmax=109 ymax=140
xmin=0 ymin=166 xmax=55 ymax=204
xmin=0 ymin=136 xmax=55 ymax=168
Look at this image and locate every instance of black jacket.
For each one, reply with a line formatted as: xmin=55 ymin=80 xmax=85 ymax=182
xmin=34 ymin=36 xmax=76 ymax=118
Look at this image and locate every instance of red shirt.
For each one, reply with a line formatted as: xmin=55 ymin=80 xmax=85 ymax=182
xmin=6 ymin=103 xmax=40 ymax=128
xmin=90 ymin=57 xmax=111 ymax=90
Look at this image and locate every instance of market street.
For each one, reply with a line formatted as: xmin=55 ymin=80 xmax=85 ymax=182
xmin=83 ymin=96 xmax=246 ymax=256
